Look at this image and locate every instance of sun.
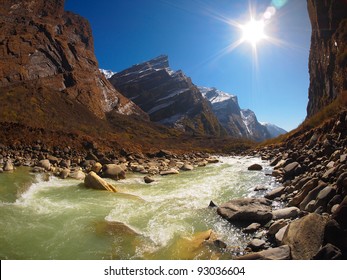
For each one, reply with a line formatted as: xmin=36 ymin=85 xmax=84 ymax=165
xmin=241 ymin=19 xmax=266 ymax=47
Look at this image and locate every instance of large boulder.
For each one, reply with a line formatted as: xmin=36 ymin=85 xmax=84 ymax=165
xmin=68 ymin=170 xmax=86 ymax=180
xmin=283 ymin=162 xmax=301 ymax=180
xmin=282 ymin=213 xmax=328 ymax=259
xmin=103 ymin=164 xmax=126 ymax=180
xmin=84 ymin=171 xmax=117 ymax=192
xmin=217 ymin=198 xmax=273 ymax=225
xmin=272 ymin=207 xmax=300 ymax=220
xmin=3 ymin=160 xmax=14 ymax=171
xmin=38 ymin=159 xmax=51 ymax=171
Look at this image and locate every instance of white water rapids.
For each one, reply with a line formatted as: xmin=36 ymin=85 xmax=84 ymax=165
xmin=0 ymin=156 xmax=277 ymax=259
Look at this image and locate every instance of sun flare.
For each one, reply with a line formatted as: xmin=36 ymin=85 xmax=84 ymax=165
xmin=241 ymin=19 xmax=266 ymax=47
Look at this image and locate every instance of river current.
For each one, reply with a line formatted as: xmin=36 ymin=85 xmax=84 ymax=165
xmin=0 ymin=156 xmax=277 ymax=259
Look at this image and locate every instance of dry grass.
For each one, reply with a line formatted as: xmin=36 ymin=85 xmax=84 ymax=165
xmin=261 ymin=92 xmax=347 ymax=147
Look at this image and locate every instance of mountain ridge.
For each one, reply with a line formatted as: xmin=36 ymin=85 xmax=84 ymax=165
xmin=109 ymin=56 xmax=286 ymax=141
xmin=109 ymin=55 xmax=226 ymax=136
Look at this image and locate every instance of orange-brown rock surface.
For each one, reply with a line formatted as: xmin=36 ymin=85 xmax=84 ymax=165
xmin=0 ymin=0 xmax=147 ymax=125
xmin=307 ymin=0 xmax=347 ymax=117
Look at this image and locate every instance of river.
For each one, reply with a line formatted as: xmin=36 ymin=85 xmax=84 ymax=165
xmin=0 ymin=156 xmax=277 ymax=260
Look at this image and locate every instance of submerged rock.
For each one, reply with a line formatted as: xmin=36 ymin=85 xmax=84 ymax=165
xmin=248 ymin=164 xmax=263 ymax=171
xmin=144 ymin=176 xmax=155 ymax=184
xmin=84 ymin=171 xmax=117 ymax=192
xmin=217 ymin=198 xmax=273 ymax=225
xmin=95 ymin=220 xmax=140 ymax=237
xmin=160 ymin=168 xmax=179 ymax=176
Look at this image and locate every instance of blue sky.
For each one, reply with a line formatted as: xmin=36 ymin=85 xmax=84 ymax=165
xmin=65 ymin=0 xmax=312 ymax=131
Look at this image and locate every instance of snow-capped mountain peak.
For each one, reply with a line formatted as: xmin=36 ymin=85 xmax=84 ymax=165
xmin=100 ymin=69 xmax=117 ymax=79
xmin=199 ymin=87 xmax=238 ymax=104
xmin=260 ymin=122 xmax=287 ymax=138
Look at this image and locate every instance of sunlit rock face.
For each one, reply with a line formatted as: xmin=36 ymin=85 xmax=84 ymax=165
xmin=307 ymin=0 xmax=347 ymax=117
xmin=109 ymin=55 xmax=226 ymax=136
xmin=0 ymin=0 xmax=146 ymax=122
xmin=200 ymin=87 xmax=284 ymax=141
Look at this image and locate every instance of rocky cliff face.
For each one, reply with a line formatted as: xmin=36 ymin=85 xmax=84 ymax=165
xmin=109 ymin=55 xmax=225 ymax=136
xmin=0 ymin=0 xmax=146 ymax=125
xmin=307 ymin=0 xmax=347 ymax=117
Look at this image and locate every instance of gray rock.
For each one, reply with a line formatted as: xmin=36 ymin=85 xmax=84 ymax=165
xmin=322 ymin=167 xmax=337 ymax=180
xmin=289 ymin=178 xmax=319 ymax=207
xmin=268 ymin=219 xmax=288 ymax=236
xmin=60 ymin=168 xmax=70 ymax=179
xmin=243 ymin=223 xmax=261 ymax=233
xmin=312 ymin=186 xmax=336 ymax=211
xmin=237 ymin=245 xmax=291 ymax=260
xmin=272 ymin=207 xmax=300 ymax=220
xmin=84 ymin=171 xmax=117 ymax=192
xmin=47 ymin=155 xmax=59 ymax=164
xmin=208 ymin=201 xmax=218 ymax=208
xmin=331 ymin=204 xmax=340 ymax=213
xmin=336 ymin=172 xmax=347 ymax=194
xmin=103 ymin=164 xmax=126 ymax=180
xmin=248 ymin=164 xmax=263 ymax=171
xmin=283 ymin=162 xmax=301 ymax=180
xmin=217 ymin=198 xmax=273 ymax=225
xmin=313 ymin=243 xmax=343 ymax=260
xmin=254 ymin=186 xmax=269 ymax=191
xmin=160 ymin=168 xmax=179 ymax=176
xmin=248 ymin=239 xmax=266 ymax=251
xmin=299 ymin=182 xmax=328 ymax=210
xmin=275 ymin=225 xmax=288 ymax=245
xmin=181 ymin=164 xmax=194 ymax=171
xmin=144 ymin=176 xmax=155 ymax=184
xmin=38 ymin=159 xmax=51 ymax=171
xmin=91 ymin=162 xmax=102 ymax=173
xmin=31 ymin=166 xmax=45 ymax=173
xmin=59 ymin=160 xmax=71 ymax=168
xmin=265 ymin=186 xmax=285 ymax=200
xmin=3 ymin=160 xmax=14 ymax=171
xmin=206 ymin=157 xmax=219 ymax=164
xmin=270 ymin=156 xmax=282 ymax=167
xmin=68 ymin=170 xmax=86 ymax=180
xmin=282 ymin=213 xmax=328 ymax=260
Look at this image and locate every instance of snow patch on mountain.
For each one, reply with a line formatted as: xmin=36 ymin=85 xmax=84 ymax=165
xmin=261 ymin=122 xmax=287 ymax=138
xmin=100 ymin=69 xmax=116 ymax=79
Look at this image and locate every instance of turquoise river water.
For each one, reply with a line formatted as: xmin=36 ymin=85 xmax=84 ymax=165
xmin=0 ymin=157 xmax=276 ymax=260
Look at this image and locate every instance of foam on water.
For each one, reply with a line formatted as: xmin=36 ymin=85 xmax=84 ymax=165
xmin=0 ymin=156 xmax=277 ymax=259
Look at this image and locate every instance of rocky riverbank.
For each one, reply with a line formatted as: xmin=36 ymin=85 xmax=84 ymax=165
xmin=0 ymin=143 xmax=220 ymax=190
xmin=214 ymin=109 xmax=346 ymax=260
xmin=1 ymin=110 xmax=345 ymax=260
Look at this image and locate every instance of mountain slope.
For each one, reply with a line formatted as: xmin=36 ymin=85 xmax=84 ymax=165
xmin=261 ymin=123 xmax=287 ymax=138
xmin=109 ymin=55 xmax=226 ymax=136
xmin=0 ymin=0 xmax=147 ymax=129
xmin=200 ymin=87 xmax=284 ymax=141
